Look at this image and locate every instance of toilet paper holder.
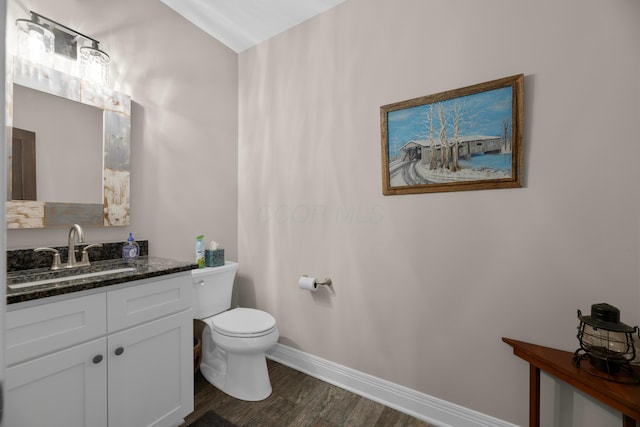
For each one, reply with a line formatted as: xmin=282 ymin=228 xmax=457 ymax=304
xmin=302 ymin=275 xmax=332 ymax=287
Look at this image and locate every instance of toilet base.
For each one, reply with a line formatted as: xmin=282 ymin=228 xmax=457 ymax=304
xmin=200 ymin=320 xmax=279 ymax=402
xmin=200 ymin=349 xmax=272 ymax=401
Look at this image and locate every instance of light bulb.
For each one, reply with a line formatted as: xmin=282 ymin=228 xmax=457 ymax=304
xmin=16 ymin=19 xmax=54 ymax=68
xmin=80 ymin=44 xmax=110 ymax=86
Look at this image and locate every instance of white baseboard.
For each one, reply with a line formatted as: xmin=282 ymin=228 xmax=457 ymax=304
xmin=267 ymin=344 xmax=517 ymax=427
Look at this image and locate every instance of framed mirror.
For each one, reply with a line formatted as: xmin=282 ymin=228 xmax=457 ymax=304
xmin=6 ymin=56 xmax=131 ymax=229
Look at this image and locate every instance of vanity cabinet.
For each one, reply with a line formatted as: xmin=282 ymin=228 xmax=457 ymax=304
xmin=5 ymin=272 xmax=194 ymax=427
xmin=6 ymin=337 xmax=108 ymax=427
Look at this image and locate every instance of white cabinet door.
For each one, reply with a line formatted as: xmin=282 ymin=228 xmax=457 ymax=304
xmin=5 ymin=337 xmax=107 ymax=427
xmin=108 ymin=309 xmax=193 ymax=427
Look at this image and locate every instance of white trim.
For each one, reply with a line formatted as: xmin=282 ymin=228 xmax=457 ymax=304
xmin=267 ymin=344 xmax=517 ymax=427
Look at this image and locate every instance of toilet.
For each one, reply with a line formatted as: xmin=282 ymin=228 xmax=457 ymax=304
xmin=191 ymin=262 xmax=279 ymax=401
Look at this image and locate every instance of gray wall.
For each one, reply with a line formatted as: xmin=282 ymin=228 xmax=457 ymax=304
xmin=236 ymin=0 xmax=640 ymax=425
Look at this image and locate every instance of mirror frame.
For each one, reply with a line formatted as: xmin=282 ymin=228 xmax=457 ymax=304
xmin=6 ymin=56 xmax=131 ymax=229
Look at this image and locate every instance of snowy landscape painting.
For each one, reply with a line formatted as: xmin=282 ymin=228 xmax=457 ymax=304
xmin=380 ymin=74 xmax=524 ymax=195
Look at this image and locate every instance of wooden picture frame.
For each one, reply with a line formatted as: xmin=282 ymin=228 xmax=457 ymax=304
xmin=380 ymin=74 xmax=524 ymax=195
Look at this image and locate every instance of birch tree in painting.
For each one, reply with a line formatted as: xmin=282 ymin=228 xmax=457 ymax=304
xmin=437 ymin=105 xmax=450 ymax=170
xmin=427 ymin=104 xmax=437 ymax=170
xmin=450 ymin=102 xmax=462 ymax=172
xmin=502 ymin=119 xmax=512 ymax=152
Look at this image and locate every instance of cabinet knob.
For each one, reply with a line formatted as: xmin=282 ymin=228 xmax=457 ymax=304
xmin=92 ymin=355 xmax=103 ymax=364
xmin=115 ymin=347 xmax=124 ymax=356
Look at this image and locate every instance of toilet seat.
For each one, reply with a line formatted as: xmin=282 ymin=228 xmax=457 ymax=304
xmin=211 ymin=307 xmax=277 ymax=338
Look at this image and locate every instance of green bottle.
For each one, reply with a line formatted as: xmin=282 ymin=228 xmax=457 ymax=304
xmin=195 ymin=235 xmax=205 ymax=268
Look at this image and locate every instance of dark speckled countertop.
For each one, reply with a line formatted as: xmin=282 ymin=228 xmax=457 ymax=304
xmin=7 ymin=256 xmax=197 ymax=304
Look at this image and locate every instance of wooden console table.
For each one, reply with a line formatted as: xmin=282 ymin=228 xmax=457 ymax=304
xmin=503 ymin=337 xmax=640 ymax=427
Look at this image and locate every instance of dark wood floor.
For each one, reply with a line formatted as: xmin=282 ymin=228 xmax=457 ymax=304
xmin=182 ymin=359 xmax=435 ymax=427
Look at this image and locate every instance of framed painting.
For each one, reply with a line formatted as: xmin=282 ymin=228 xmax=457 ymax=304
xmin=380 ymin=74 xmax=524 ymax=195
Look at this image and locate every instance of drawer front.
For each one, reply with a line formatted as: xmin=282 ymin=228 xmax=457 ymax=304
xmin=6 ymin=293 xmax=107 ymax=366
xmin=107 ymin=273 xmax=192 ymax=332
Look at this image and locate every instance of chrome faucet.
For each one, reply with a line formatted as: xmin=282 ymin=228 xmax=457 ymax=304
xmin=67 ymin=223 xmax=86 ymax=268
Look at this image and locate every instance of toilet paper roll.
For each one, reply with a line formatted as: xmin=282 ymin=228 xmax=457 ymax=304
xmin=298 ymin=276 xmax=318 ymax=292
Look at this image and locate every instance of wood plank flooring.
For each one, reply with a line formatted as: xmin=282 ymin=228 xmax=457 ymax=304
xmin=182 ymin=360 xmax=435 ymax=427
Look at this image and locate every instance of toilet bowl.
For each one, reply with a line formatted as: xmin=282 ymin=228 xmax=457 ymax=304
xmin=201 ymin=307 xmax=278 ymax=401
xmin=192 ymin=263 xmax=279 ymax=401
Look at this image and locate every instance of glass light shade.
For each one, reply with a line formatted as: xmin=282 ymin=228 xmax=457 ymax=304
xmin=582 ymin=325 xmax=629 ymax=355
xmin=80 ymin=44 xmax=110 ymax=86
xmin=16 ymin=19 xmax=54 ymax=68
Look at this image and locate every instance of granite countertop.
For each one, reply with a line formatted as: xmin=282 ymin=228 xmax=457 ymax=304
xmin=7 ymin=256 xmax=197 ymax=304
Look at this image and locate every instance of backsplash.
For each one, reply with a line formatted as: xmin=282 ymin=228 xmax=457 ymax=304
xmin=7 ymin=240 xmax=149 ymax=272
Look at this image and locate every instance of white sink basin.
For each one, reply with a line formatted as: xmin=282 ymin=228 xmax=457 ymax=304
xmin=8 ymin=267 xmax=136 ymax=290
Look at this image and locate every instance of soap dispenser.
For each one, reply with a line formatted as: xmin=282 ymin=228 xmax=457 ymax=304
xmin=123 ymin=232 xmax=139 ymax=264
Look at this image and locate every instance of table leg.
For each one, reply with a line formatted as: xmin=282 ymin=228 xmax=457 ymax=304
xmin=530 ymin=364 xmax=540 ymax=427
xmin=623 ymin=414 xmax=636 ymax=427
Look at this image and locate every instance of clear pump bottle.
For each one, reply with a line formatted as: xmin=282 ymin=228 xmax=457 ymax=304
xmin=123 ymin=232 xmax=139 ymax=264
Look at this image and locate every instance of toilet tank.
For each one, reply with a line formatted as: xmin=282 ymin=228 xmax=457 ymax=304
xmin=191 ymin=261 xmax=238 ymax=318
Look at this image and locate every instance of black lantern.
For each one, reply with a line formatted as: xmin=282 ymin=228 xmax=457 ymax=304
xmin=574 ymin=303 xmax=639 ymax=382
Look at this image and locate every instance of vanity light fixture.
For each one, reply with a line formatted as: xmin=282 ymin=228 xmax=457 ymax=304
xmin=15 ymin=11 xmax=111 ymax=86
xmin=573 ymin=303 xmax=640 ymax=383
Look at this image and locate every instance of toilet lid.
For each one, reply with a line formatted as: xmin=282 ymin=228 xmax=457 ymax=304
xmin=211 ymin=308 xmax=276 ymax=337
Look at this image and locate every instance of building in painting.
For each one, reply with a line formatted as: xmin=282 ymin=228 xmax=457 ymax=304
xmin=399 ymin=135 xmax=503 ymax=163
